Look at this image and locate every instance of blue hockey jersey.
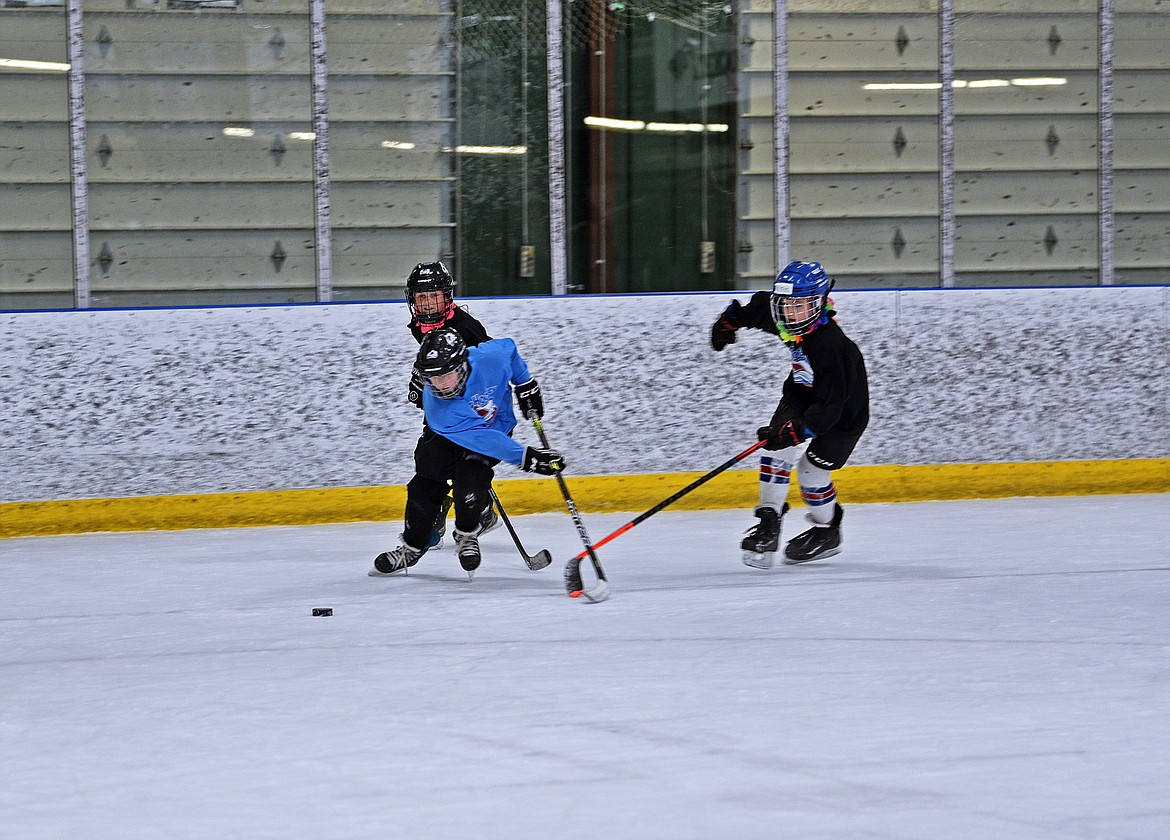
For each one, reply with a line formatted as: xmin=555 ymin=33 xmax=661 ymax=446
xmin=421 ymin=338 xmax=533 ymax=466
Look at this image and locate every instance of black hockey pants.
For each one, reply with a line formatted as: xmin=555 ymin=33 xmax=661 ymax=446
xmin=403 ymin=427 xmax=498 ymax=550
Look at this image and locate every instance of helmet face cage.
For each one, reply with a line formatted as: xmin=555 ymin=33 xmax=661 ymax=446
xmin=769 ymin=260 xmax=833 ymax=336
xmin=415 ymin=328 xmax=469 ymax=399
xmin=406 ymin=261 xmax=455 ymax=325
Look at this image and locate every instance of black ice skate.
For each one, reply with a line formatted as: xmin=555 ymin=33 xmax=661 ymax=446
xmin=453 ymin=529 xmax=481 ymax=580
xmin=477 ymin=505 xmax=500 ymax=538
xmin=741 ymin=503 xmax=788 ymax=569
xmin=369 ymin=542 xmax=425 ymax=576
xmin=783 ymin=504 xmax=844 ymax=565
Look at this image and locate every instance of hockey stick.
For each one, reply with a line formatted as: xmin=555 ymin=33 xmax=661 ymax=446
xmin=567 ymin=439 xmax=768 ymax=563
xmin=489 ymin=487 xmax=552 ymax=571
xmin=531 ymin=416 xmax=610 ymax=603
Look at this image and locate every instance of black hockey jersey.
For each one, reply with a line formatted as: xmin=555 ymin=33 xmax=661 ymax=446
xmin=726 ymin=291 xmax=869 ymax=438
xmin=409 ymin=306 xmax=491 ymax=347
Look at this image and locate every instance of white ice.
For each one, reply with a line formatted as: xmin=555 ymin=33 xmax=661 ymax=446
xmin=2 ymin=495 xmax=1169 ymax=840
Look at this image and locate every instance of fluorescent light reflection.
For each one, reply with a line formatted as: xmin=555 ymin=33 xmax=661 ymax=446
xmin=287 ymin=132 xmax=315 ymax=141
xmin=864 ymin=77 xmax=1067 ymax=91
xmin=585 ymin=116 xmax=646 ymax=131
xmin=1011 ymin=77 xmax=1068 ymax=86
xmin=0 ymin=57 xmax=70 ymax=72
xmin=586 ymin=116 xmax=729 ymax=133
xmin=452 ymin=145 xmax=527 ymax=155
xmin=381 ymin=140 xmax=417 ymax=150
xmin=222 ymin=127 xmax=256 ymax=138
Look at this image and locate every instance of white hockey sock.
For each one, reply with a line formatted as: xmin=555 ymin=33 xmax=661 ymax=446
xmin=797 ymin=455 xmax=837 ymax=524
xmin=759 ymin=455 xmax=793 ymax=511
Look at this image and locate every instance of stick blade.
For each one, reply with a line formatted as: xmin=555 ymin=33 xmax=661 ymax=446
xmin=577 ymin=578 xmax=610 ymax=603
xmin=563 ymin=556 xmax=584 ymax=596
xmin=563 ymin=557 xmax=610 ymax=602
xmin=526 ymin=549 xmax=553 ymax=571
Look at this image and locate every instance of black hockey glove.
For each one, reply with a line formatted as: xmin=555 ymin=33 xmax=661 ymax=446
xmin=514 ymin=379 xmax=544 ymax=419
xmin=522 ymin=446 xmax=565 ymax=476
xmin=710 ymin=301 xmax=742 ymax=351
xmin=407 ymin=368 xmax=425 ymax=409
xmin=757 ymin=419 xmax=808 ymax=451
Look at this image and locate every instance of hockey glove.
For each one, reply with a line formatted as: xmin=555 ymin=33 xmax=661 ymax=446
xmin=514 ymin=379 xmax=544 ymax=419
xmin=757 ymin=419 xmax=808 ymax=451
xmin=522 ymin=446 xmax=565 ymax=476
xmin=710 ymin=301 xmax=742 ymax=351
xmin=407 ymin=368 xmax=425 ymax=409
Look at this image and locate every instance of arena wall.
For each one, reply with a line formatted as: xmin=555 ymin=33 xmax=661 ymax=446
xmin=2 ymin=286 xmax=1168 ymax=536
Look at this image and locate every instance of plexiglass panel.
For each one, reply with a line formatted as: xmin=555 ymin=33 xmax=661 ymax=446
xmin=455 ymin=0 xmax=551 ymax=297
xmin=327 ymin=2 xmax=457 ymax=301
xmin=1114 ymin=5 xmax=1170 ymax=286
xmin=0 ymin=5 xmax=72 ymax=310
xmin=2 ymin=2 xmax=1169 ymax=307
xmin=788 ymin=11 xmax=941 ymax=289
xmin=567 ymin=2 xmax=738 ymax=294
xmin=82 ymin=0 xmax=316 ymax=307
xmin=953 ymin=3 xmax=1098 ymax=286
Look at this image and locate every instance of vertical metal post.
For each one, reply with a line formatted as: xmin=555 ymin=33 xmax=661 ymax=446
xmin=772 ymin=0 xmax=789 ymax=270
xmin=547 ymin=0 xmax=568 ymax=295
xmin=938 ymin=0 xmax=956 ymax=288
xmin=520 ymin=0 xmax=530 ymax=247
xmin=309 ymin=0 xmax=333 ymax=301
xmin=1098 ymin=0 xmax=1115 ymax=286
xmin=65 ymin=0 xmax=90 ymax=308
xmin=454 ymin=0 xmax=463 ymax=282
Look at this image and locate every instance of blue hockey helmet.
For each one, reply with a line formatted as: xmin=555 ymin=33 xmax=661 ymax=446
xmin=769 ymin=260 xmax=834 ymax=337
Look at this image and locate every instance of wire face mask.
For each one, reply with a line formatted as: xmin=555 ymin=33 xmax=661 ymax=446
xmin=769 ymin=260 xmax=834 ymax=339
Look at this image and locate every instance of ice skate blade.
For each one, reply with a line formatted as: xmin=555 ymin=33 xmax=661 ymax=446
xmin=368 ymin=566 xmax=405 ymax=577
xmin=783 ymin=547 xmax=841 ymax=565
xmin=742 ymin=550 xmax=777 ymax=570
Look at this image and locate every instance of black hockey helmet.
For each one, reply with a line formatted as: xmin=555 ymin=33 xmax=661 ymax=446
xmin=415 ymin=327 xmax=469 ymax=399
xmin=406 ymin=261 xmax=455 ymax=325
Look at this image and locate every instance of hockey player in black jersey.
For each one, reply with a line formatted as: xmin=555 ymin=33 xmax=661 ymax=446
xmin=711 ymin=260 xmax=869 ymax=567
xmin=405 ymin=261 xmax=491 ymax=407
xmin=401 ymin=261 xmax=500 ymax=551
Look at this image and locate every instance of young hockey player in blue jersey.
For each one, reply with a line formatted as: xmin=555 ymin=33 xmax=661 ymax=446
xmin=403 ymin=261 xmax=496 ymax=548
xmin=710 ymin=260 xmax=870 ymax=567
xmin=370 ymin=328 xmax=562 ymax=580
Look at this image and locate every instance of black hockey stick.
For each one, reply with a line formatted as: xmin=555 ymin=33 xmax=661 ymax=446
xmin=531 ymin=416 xmax=610 ymax=603
xmin=489 ymin=487 xmax=552 ymax=570
xmin=567 ymin=439 xmax=768 ymax=563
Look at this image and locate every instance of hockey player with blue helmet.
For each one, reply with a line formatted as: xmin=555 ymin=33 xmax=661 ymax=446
xmin=369 ymin=328 xmax=563 ymax=581
xmin=711 ymin=260 xmax=870 ymax=568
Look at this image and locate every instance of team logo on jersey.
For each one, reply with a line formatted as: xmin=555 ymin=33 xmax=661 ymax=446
xmin=469 ymin=385 xmax=500 ymax=424
xmin=791 ymin=346 xmax=814 ymax=387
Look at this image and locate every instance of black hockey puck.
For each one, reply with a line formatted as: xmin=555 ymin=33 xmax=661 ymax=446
xmin=311 ymin=607 xmax=333 ymax=617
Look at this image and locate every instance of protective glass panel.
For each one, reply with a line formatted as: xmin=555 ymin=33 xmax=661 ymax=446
xmin=788 ymin=9 xmax=940 ymax=290
xmin=1114 ymin=5 xmax=1170 ymax=286
xmin=452 ymin=0 xmax=550 ymax=297
xmin=327 ymin=1 xmax=457 ymax=302
xmin=82 ymin=0 xmax=315 ymax=307
xmin=737 ymin=1 xmax=779 ymax=291
xmin=0 ymin=5 xmax=72 ymax=310
xmin=953 ymin=2 xmax=1097 ymax=287
xmin=567 ymin=2 xmax=738 ymax=294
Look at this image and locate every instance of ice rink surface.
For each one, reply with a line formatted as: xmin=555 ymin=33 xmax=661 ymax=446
xmin=2 ymin=494 xmax=1169 ymax=840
